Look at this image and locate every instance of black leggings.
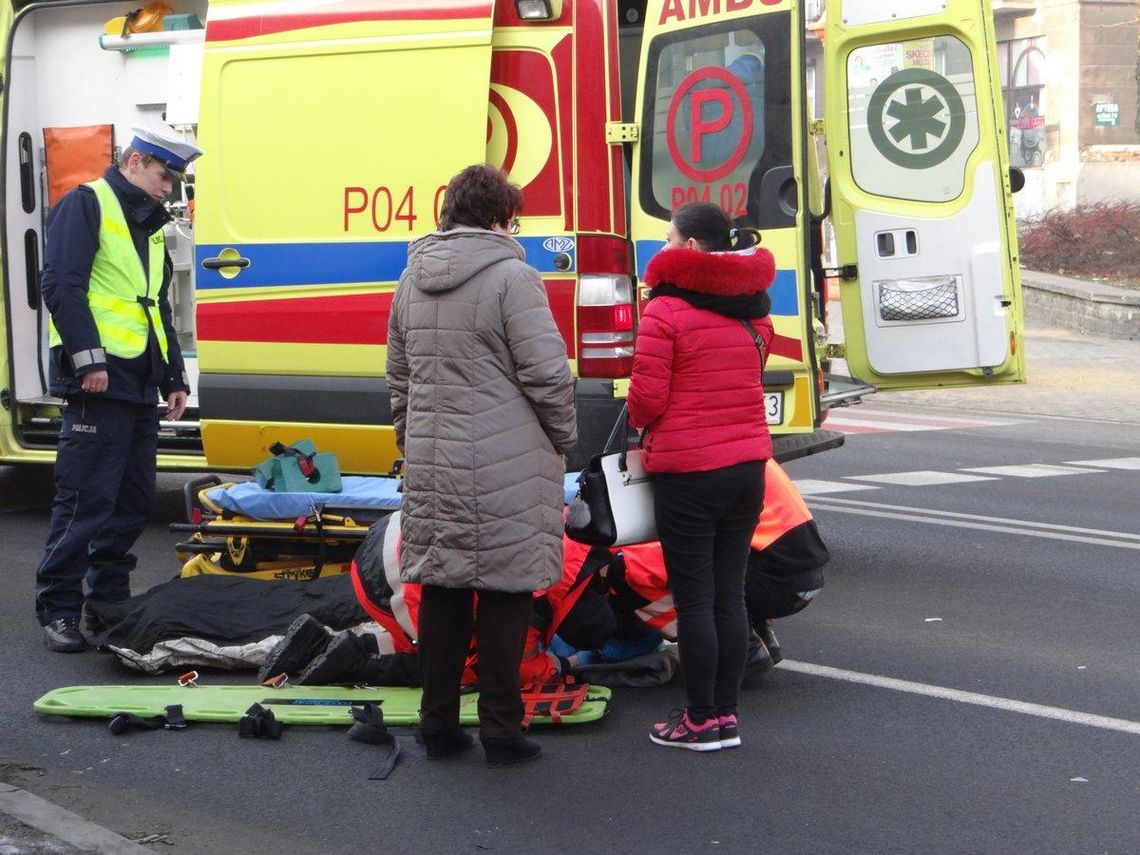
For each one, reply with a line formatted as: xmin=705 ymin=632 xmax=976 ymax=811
xmin=652 ymin=461 xmax=765 ymax=722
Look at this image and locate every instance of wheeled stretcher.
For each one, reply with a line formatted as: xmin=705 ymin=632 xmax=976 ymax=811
xmin=171 ymin=474 xmax=583 ymax=581
xmin=171 ymin=475 xmax=405 ymax=580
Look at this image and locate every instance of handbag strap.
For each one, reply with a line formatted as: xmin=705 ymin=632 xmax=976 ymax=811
xmin=739 ymin=318 xmax=765 ymax=357
xmin=602 ymin=403 xmax=631 ymax=455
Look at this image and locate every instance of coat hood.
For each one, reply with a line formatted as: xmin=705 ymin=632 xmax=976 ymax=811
xmin=404 ymin=227 xmax=525 ymax=294
xmin=644 ymin=245 xmax=776 ymax=295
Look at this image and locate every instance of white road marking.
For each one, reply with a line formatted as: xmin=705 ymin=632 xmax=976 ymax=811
xmin=824 ymin=409 xmax=1020 ymax=435
xmin=792 ymin=479 xmax=879 ymax=496
xmin=780 ymin=660 xmax=1140 ymax=736
xmin=1065 ymin=457 xmax=1140 ymax=470
xmin=805 ymin=495 xmax=1140 ymax=550
xmin=846 ymin=470 xmax=998 ymax=487
xmin=961 ymin=463 xmax=1105 ymax=478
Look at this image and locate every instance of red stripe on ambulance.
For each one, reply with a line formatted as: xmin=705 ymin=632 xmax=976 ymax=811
xmin=197 ymin=293 xmax=392 ymax=345
xmin=206 ymin=0 xmax=493 ymax=42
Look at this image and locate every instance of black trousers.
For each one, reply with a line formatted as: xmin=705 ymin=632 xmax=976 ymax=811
xmin=652 ymin=461 xmax=765 ymax=722
xmin=418 ymin=585 xmax=533 ymax=740
xmin=35 ymin=396 xmax=158 ymax=624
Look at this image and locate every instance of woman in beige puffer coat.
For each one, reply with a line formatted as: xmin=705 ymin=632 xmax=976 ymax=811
xmin=387 ymin=165 xmax=576 ymax=766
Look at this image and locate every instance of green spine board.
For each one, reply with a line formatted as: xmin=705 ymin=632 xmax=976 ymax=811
xmin=34 ymin=684 xmax=610 ymax=726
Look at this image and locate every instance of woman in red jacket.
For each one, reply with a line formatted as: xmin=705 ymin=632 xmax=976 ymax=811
xmin=627 ymin=202 xmax=775 ymax=752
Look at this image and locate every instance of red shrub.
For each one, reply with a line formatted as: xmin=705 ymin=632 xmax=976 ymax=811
xmin=1018 ymin=202 xmax=1140 ymax=280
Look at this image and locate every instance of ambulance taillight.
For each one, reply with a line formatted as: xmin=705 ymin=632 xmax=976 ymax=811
xmin=576 ymin=235 xmax=635 ymax=378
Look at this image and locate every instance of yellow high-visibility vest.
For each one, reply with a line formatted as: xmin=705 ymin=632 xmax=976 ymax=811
xmin=49 ymin=177 xmax=167 ymax=363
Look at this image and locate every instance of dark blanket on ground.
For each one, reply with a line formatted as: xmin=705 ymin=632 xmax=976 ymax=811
xmin=97 ymin=574 xmax=368 ymax=657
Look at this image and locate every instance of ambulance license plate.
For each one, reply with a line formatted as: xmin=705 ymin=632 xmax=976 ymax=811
xmin=765 ymin=392 xmax=784 ymax=425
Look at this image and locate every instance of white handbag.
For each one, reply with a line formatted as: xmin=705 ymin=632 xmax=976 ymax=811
xmin=565 ymin=405 xmax=657 ymax=547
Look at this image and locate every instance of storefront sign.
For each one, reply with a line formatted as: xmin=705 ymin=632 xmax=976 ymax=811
xmin=1094 ymin=102 xmax=1119 ymax=126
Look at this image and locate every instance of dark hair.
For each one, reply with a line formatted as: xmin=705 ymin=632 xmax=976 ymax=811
xmin=672 ymin=201 xmax=760 ymax=252
xmin=438 ymin=164 xmax=523 ymax=231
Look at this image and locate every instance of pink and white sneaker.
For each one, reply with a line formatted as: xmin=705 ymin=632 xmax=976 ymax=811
xmin=649 ymin=709 xmax=722 ymax=751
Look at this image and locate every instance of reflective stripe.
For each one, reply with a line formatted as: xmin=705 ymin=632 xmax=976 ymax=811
xmin=69 ymin=347 xmax=106 ymax=369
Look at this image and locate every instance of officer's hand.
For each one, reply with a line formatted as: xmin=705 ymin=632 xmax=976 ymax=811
xmin=81 ymin=369 xmax=109 ymax=394
xmin=166 ymin=390 xmax=188 ymax=422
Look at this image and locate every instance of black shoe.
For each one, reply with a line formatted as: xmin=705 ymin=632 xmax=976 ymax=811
xmin=757 ymin=620 xmax=783 ymax=665
xmin=258 ymin=615 xmax=332 ymax=682
xmin=482 ymin=734 xmax=541 ymax=768
xmin=296 ymin=632 xmax=370 ymax=685
xmin=417 ymin=728 xmax=474 ymax=759
xmin=82 ymin=599 xmax=131 ymax=638
xmin=43 ymin=618 xmax=87 ymax=653
xmin=742 ymin=629 xmax=774 ymax=685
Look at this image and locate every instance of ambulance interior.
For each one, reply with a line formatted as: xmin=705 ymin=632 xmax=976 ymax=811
xmin=4 ymin=0 xmax=207 ymax=448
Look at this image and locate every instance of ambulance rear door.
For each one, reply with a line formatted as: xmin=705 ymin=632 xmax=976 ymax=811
xmin=824 ymin=0 xmax=1026 ymax=390
xmin=628 ymin=0 xmax=820 ymax=440
xmin=193 ymin=0 xmax=496 ymax=473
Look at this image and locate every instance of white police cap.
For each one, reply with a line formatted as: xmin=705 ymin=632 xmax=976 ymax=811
xmin=129 ymin=126 xmax=202 ymax=175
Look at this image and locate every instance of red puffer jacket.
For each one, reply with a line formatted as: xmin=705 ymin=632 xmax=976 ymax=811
xmin=627 ymin=246 xmax=775 ymax=473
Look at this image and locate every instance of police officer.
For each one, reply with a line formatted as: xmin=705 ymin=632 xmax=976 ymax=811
xmin=35 ymin=127 xmax=201 ymax=652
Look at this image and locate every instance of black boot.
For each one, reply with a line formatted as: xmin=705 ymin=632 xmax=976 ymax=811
xmin=258 ymin=615 xmax=333 ymax=682
xmin=481 ymin=734 xmax=541 ymax=768
xmin=418 ymin=728 xmax=474 ymax=759
xmin=296 ymin=632 xmax=374 ymax=685
xmin=82 ymin=599 xmax=131 ymax=638
xmin=43 ymin=618 xmax=87 ymax=653
xmin=741 ymin=628 xmax=774 ymax=686
xmin=359 ymin=652 xmax=423 ymax=688
xmin=757 ymin=619 xmax=783 ymax=665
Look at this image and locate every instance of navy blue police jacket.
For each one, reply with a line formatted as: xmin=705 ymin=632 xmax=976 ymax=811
xmin=40 ymin=165 xmax=189 ymax=405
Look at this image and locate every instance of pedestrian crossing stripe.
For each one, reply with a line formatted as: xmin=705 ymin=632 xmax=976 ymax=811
xmin=1064 ymin=457 xmax=1140 ymax=470
xmin=961 ymin=464 xmax=1104 ymax=478
xmin=792 ymin=457 xmax=1138 ymax=496
xmin=824 ymin=408 xmax=1020 ymax=435
xmin=846 ymin=470 xmax=997 ymax=487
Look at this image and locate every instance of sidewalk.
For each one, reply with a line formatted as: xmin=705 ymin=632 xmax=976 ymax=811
xmin=827 ymin=270 xmax=1140 ymax=424
xmin=0 ymin=783 xmax=150 ymax=853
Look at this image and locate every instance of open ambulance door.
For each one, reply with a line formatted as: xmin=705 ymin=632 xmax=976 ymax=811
xmin=628 ymin=0 xmax=828 ymax=453
xmin=194 ymin=1 xmax=496 ymax=473
xmin=824 ymin=0 xmax=1026 ymax=390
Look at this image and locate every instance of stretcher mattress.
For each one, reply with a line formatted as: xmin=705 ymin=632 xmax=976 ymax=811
xmin=204 ymin=474 xmax=583 ymax=520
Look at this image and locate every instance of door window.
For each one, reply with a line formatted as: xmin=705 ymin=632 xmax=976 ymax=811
xmin=640 ymin=17 xmax=790 ymax=222
xmin=846 ymin=36 xmax=980 ymax=202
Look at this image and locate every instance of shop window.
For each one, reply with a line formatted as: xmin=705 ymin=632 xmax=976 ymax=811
xmin=998 ymin=37 xmax=1048 ymax=168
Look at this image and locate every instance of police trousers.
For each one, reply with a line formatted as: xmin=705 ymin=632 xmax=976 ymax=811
xmin=35 ymin=396 xmax=158 ymax=624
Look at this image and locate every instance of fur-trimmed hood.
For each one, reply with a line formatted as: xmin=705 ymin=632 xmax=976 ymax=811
xmin=644 ymin=246 xmax=776 ymax=295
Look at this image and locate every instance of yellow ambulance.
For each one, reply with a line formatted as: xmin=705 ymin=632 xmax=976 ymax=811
xmin=0 ymin=0 xmax=1025 ymax=472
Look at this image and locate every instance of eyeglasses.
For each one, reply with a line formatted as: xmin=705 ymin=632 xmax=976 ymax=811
xmin=509 ymin=218 xmax=520 ymax=235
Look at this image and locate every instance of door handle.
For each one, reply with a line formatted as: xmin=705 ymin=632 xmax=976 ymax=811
xmin=201 ymin=255 xmax=250 ymax=270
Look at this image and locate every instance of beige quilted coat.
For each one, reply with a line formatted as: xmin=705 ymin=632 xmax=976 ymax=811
xmin=387 ymin=227 xmax=577 ymax=592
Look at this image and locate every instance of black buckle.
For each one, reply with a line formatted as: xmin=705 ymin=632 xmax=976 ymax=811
xmin=136 ymin=296 xmax=156 ymax=308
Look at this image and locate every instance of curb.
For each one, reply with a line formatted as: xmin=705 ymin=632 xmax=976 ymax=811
xmin=1020 ymin=271 xmax=1139 ymax=340
xmin=0 ymin=783 xmax=150 ymax=853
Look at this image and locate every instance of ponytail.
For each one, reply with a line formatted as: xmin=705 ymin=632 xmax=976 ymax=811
xmin=673 ymin=201 xmax=761 ymax=252
xmin=729 ymin=221 xmax=762 ymax=251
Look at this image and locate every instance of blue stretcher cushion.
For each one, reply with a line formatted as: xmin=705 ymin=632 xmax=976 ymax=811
xmin=563 ymin=472 xmax=580 ymax=505
xmin=206 ymin=474 xmax=582 ymax=521
xmin=205 ymin=476 xmax=403 ymax=521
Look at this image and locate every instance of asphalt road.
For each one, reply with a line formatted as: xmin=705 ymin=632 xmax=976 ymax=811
xmin=1 ymin=341 xmax=1138 ymax=852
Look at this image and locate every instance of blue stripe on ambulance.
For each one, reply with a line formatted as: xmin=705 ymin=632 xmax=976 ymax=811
xmin=195 ymin=236 xmax=574 ymax=290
